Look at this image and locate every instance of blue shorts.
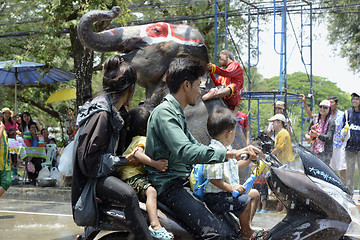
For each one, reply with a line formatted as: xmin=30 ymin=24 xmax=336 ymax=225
xmin=204 ymin=192 xmax=250 ymax=216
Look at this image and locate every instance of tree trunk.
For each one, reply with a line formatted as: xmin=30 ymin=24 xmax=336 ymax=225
xmin=69 ymin=25 xmax=94 ymax=110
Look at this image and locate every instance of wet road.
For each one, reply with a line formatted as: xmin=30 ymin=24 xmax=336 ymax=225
xmin=0 ymin=199 xmax=82 ymax=240
xmin=1 ymin=198 xmax=359 ymax=240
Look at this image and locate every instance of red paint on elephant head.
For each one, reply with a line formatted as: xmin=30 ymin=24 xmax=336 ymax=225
xmin=145 ymin=22 xmax=200 ymax=44
xmin=146 ymin=22 xmax=169 ymax=38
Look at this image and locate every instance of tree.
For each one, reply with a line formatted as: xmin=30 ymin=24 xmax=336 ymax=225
xmin=0 ymin=1 xmax=130 ymax=118
xmin=245 ymin=72 xmax=352 ymax=140
xmin=320 ymin=0 xmax=360 ymax=72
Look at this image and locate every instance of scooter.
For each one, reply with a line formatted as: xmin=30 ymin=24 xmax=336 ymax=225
xmin=255 ymin=132 xmax=360 ymax=240
xmin=76 ymin=187 xmax=240 ymax=240
xmin=76 ymin=133 xmax=360 ymax=240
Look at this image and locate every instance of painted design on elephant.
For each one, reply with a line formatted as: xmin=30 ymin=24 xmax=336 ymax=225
xmin=139 ymin=22 xmax=201 ymax=46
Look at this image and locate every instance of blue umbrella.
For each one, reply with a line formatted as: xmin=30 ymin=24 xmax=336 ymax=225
xmin=0 ymin=60 xmax=75 ymax=113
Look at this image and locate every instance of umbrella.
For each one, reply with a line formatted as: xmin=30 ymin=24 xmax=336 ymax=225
xmin=45 ymin=88 xmax=76 ymax=104
xmin=0 ymin=60 xmax=75 ymax=113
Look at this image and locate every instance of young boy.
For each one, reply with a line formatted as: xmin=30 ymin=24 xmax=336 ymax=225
xmin=117 ymin=107 xmax=173 ymax=240
xmin=203 ymin=106 xmax=264 ymax=240
xmin=268 ymin=114 xmax=295 ymax=165
xmin=268 ymin=113 xmax=295 ymax=212
xmin=0 ymin=121 xmax=11 ymax=198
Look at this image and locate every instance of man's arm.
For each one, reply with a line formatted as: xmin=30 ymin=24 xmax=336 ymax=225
xmin=244 ymin=126 xmax=251 ymax=146
xmin=202 ymin=87 xmax=231 ymax=101
xmin=226 ymin=145 xmax=264 ymax=162
xmin=210 ymin=62 xmax=243 ymax=78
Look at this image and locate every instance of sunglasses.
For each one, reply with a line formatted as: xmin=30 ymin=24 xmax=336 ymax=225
xmin=319 ymin=106 xmax=329 ymax=109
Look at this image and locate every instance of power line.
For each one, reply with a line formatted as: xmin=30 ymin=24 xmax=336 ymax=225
xmin=1 ymin=2 xmax=359 ymax=38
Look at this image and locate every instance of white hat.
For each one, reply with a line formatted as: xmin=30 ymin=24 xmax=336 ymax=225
xmin=319 ymin=100 xmax=331 ymax=108
xmin=268 ymin=114 xmax=286 ymax=122
xmin=275 ymin=101 xmax=285 ymax=109
xmin=2 ymin=107 xmax=14 ymax=117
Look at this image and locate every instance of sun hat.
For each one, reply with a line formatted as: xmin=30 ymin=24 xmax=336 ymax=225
xmin=319 ymin=100 xmax=331 ymax=108
xmin=268 ymin=114 xmax=286 ymax=122
xmin=275 ymin=101 xmax=285 ymax=109
xmin=2 ymin=107 xmax=14 ymax=117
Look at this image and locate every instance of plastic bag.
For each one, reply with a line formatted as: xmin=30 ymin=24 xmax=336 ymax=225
xmin=58 ymin=140 xmax=75 ymax=176
xmin=50 ymin=167 xmax=61 ymax=186
xmin=38 ymin=166 xmax=51 ymax=179
xmin=74 ymin=179 xmax=98 ymax=226
xmin=25 ymin=161 xmax=35 ymax=173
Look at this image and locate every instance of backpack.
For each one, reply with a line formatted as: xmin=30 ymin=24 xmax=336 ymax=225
xmin=190 ymin=164 xmax=210 ymax=201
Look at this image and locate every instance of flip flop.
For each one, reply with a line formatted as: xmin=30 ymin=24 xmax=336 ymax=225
xmin=148 ymin=226 xmax=174 ymax=240
xmin=250 ymin=229 xmax=267 ymax=240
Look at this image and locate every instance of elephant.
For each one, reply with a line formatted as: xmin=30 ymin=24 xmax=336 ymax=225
xmin=77 ymin=6 xmax=247 ymax=149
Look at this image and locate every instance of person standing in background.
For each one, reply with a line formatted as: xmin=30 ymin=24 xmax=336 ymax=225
xmin=65 ymin=108 xmax=76 ymax=141
xmin=0 ymin=121 xmax=11 ymax=198
xmin=328 ymin=96 xmax=347 ymax=183
xmin=2 ymin=108 xmax=16 ymax=139
xmin=305 ymin=100 xmax=336 ymax=165
xmin=342 ymin=92 xmax=360 ymax=197
xmin=236 ymin=111 xmax=251 ymax=146
xmin=267 ymin=101 xmax=292 ymax=139
xmin=15 ymin=113 xmax=22 ymax=136
xmin=21 ymin=112 xmax=41 ymax=133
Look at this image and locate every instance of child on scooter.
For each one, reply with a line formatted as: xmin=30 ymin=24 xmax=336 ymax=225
xmin=203 ymin=106 xmax=266 ymax=240
xmin=117 ymin=107 xmax=174 ymax=240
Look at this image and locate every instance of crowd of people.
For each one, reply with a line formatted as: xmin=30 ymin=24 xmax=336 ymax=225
xmin=0 ymin=108 xmax=60 ymax=187
xmin=301 ymin=93 xmax=360 ymax=197
xmin=1 ymin=49 xmax=359 ymax=239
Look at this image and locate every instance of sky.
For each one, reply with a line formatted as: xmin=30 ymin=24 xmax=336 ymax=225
xmin=253 ymin=15 xmax=359 ymax=95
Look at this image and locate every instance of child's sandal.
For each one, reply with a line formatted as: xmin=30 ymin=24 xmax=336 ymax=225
xmin=148 ymin=226 xmax=174 ymax=240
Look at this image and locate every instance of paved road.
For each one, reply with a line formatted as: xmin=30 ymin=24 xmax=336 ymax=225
xmin=0 ymin=199 xmax=82 ymax=240
xmin=1 ymin=198 xmax=359 ymax=240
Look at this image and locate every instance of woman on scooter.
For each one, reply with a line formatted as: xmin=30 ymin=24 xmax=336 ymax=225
xmin=71 ymin=55 xmax=153 ymax=239
xmin=305 ymin=100 xmax=336 ymax=165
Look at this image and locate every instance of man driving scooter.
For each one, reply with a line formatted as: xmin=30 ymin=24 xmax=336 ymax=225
xmin=145 ymin=56 xmax=264 ymax=239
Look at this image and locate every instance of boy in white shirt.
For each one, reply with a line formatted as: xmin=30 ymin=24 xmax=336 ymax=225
xmin=203 ymin=106 xmax=265 ymax=240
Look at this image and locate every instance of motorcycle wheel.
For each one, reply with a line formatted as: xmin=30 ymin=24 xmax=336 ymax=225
xmin=98 ymin=232 xmax=134 ymax=240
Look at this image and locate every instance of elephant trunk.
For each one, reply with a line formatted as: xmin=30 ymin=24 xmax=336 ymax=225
xmin=77 ymin=6 xmax=131 ymax=52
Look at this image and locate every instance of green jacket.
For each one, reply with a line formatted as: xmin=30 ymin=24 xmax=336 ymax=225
xmin=145 ymin=94 xmax=227 ymax=194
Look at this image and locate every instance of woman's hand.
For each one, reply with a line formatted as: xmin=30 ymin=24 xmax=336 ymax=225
xmin=310 ymin=130 xmax=319 ymax=138
xmin=150 ymin=159 xmax=168 ymax=172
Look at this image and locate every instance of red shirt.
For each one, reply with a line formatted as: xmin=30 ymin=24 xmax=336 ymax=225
xmin=210 ymin=61 xmax=244 ymax=110
xmin=235 ymin=111 xmax=249 ymax=133
xmin=4 ymin=121 xmax=17 ymax=138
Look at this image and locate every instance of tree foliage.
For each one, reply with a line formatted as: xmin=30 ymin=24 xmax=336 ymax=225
xmin=242 ymin=72 xmax=352 ymax=141
xmin=321 ymin=0 xmax=360 ymax=72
